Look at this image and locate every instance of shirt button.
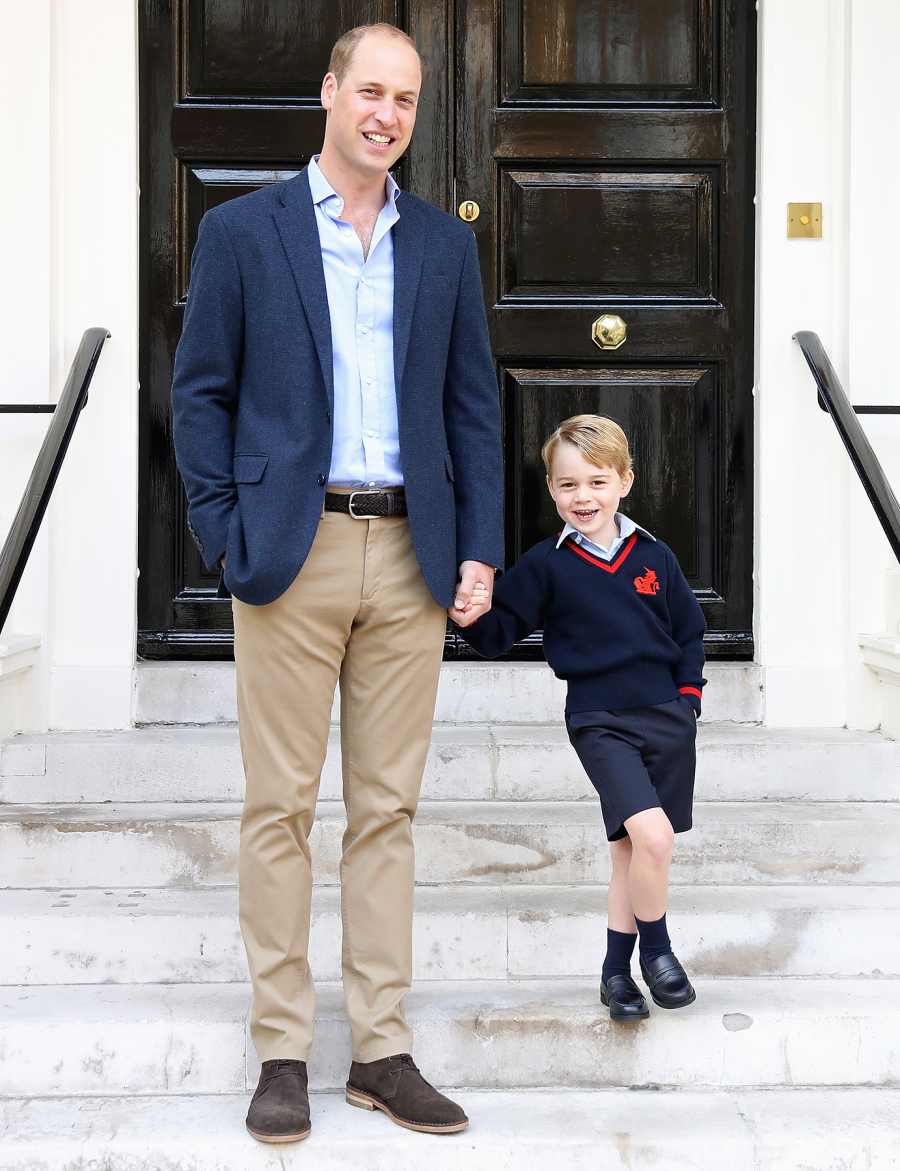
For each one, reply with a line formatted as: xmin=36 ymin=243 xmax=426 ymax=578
xmin=317 ymin=473 xmax=326 ymax=486
xmin=366 ymin=429 xmax=375 ymax=437
xmin=366 ymin=377 xmax=374 ymax=385
xmin=359 ymin=326 xmax=369 ymax=334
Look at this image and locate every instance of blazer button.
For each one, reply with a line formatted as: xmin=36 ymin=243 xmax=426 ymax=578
xmin=317 ymin=473 xmax=326 ymax=486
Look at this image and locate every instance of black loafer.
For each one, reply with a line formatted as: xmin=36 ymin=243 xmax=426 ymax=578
xmin=640 ymin=953 xmax=696 ymax=1009
xmin=246 ymin=1059 xmax=311 ymax=1143
xmin=601 ymin=974 xmax=650 ymax=1021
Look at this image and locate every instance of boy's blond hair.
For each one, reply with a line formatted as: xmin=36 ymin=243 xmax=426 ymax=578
xmin=541 ymin=414 xmax=633 ymax=478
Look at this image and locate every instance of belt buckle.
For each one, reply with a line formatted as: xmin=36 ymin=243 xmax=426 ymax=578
xmin=348 ymin=490 xmax=379 ymax=519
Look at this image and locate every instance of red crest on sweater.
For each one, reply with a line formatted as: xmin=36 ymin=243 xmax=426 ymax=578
xmin=633 ymin=567 xmax=661 ymax=596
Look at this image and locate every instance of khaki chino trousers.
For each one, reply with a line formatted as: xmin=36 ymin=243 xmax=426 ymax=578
xmin=232 ymin=496 xmax=446 ymax=1063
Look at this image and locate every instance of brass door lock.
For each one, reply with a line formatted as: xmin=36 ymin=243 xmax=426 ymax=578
xmin=591 ymin=314 xmax=628 ymax=350
xmin=458 ymin=200 xmax=480 ymax=223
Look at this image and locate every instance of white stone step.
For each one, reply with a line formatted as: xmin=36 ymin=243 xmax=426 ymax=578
xmin=4 ymin=885 xmax=899 ymax=985
xmin=4 ymin=722 xmax=897 ymax=804
xmin=0 ymin=800 xmax=895 ymax=888
xmin=2 ymin=979 xmax=898 ymax=1094
xmin=134 ymin=661 xmax=763 ymax=725
xmin=2 ymin=1089 xmax=897 ymax=1170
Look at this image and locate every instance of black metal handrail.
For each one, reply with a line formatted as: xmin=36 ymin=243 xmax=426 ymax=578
xmin=0 ymin=328 xmax=110 ymax=633
xmin=794 ymin=330 xmax=900 ymax=563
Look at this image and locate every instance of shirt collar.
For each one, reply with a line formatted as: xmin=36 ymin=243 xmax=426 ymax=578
xmin=308 ymin=153 xmax=401 ymax=217
xmin=555 ymin=512 xmax=656 ymax=550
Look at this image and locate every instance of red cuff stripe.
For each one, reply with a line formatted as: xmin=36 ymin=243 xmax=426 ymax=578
xmin=679 ymin=686 xmax=703 ymax=700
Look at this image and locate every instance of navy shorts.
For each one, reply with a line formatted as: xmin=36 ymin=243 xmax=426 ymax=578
xmin=565 ymin=697 xmax=697 ymax=841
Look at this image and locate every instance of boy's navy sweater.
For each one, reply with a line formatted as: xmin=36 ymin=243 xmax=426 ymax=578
xmin=459 ymin=529 xmax=707 ymax=715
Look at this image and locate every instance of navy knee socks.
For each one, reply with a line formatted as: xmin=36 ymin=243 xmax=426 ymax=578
xmin=634 ymin=912 xmax=672 ymax=963
xmin=601 ymin=928 xmax=637 ymax=983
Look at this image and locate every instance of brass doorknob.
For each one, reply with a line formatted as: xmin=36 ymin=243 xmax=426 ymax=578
xmin=592 ymin=314 xmax=627 ymax=350
xmin=458 ymin=200 xmax=480 ymax=223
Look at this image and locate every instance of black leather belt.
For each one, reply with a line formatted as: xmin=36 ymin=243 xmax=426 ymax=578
xmin=324 ymin=489 xmax=407 ymax=518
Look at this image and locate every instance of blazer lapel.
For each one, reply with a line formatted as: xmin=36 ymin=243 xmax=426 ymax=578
xmin=273 ymin=169 xmax=334 ymax=411
xmin=391 ymin=196 xmax=425 ymax=404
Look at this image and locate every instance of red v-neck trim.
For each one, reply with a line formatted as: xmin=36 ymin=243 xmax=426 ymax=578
xmin=562 ymin=531 xmax=638 ymax=574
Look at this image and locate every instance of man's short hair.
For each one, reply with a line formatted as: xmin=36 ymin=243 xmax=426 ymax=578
xmin=542 ymin=415 xmax=633 ymax=478
xmin=329 ymin=23 xmax=420 ymax=85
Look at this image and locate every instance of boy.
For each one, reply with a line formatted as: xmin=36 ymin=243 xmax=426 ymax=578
xmin=451 ymin=415 xmax=706 ymax=1021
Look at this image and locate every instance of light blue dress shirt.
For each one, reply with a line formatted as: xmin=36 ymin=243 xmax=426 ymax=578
xmin=555 ymin=512 xmax=656 ymax=561
xmin=307 ymin=154 xmax=403 ymax=487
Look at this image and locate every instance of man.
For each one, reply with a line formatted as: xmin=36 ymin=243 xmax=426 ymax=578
xmin=171 ymin=22 xmax=503 ymax=1144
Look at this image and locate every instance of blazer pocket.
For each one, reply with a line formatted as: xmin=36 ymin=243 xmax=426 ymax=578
xmin=233 ymin=454 xmax=269 ymax=483
xmin=444 ymin=451 xmax=455 ymax=483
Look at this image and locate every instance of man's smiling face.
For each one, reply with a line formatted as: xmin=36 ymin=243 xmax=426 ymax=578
xmin=320 ymin=31 xmax=421 ymax=180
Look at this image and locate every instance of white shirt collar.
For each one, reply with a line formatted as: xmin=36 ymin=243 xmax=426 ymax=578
xmin=308 ymin=153 xmax=400 ymax=217
xmin=555 ymin=512 xmax=655 ymax=550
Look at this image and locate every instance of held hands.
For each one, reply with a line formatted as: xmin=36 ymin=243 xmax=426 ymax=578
xmin=448 ymin=560 xmax=495 ymax=628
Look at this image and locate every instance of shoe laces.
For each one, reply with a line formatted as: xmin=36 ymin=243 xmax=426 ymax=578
xmin=262 ymin=1059 xmax=304 ymax=1083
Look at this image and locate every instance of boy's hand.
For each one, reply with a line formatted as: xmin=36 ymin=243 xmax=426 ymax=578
xmin=448 ymin=560 xmax=495 ymax=627
xmin=448 ymin=580 xmax=491 ymax=627
xmin=454 ymin=560 xmax=495 ymax=610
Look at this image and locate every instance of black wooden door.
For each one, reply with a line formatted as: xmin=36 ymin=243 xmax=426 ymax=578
xmin=139 ymin=0 xmax=452 ymax=658
xmin=456 ymin=0 xmax=756 ymax=659
xmin=138 ymin=0 xmax=755 ymax=660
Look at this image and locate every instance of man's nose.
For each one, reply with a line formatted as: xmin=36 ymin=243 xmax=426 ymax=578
xmin=374 ymin=102 xmax=396 ymax=126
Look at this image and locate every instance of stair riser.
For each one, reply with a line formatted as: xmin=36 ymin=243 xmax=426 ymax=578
xmin=6 ymin=899 xmax=899 ymax=984
xmin=2 ymin=983 xmax=897 ymax=1095
xmin=134 ymin=662 xmax=763 ymax=725
xmin=4 ymin=733 xmax=897 ymax=804
xmin=0 ymin=810 xmax=891 ymax=888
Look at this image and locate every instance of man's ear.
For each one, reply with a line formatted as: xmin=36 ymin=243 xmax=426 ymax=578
xmin=321 ymin=72 xmax=337 ymax=111
xmin=545 ymin=474 xmax=556 ymax=501
xmin=619 ymin=469 xmax=635 ymax=499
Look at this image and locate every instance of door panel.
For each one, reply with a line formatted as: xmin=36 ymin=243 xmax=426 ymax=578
xmin=499 ymin=169 xmax=717 ymax=301
xmin=456 ymin=0 xmax=755 ymax=658
xmin=514 ymin=0 xmax=714 ymax=101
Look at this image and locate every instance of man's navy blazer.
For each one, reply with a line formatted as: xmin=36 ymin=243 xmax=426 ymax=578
xmin=171 ymin=167 xmax=504 ymax=608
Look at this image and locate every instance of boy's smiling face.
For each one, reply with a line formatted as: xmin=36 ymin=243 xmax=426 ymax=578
xmin=546 ymin=441 xmax=634 ymax=545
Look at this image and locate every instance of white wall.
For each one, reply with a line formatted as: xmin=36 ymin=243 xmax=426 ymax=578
xmin=755 ymin=0 xmax=899 ymax=727
xmin=2 ymin=0 xmax=898 ymax=734
xmin=0 ymin=2 xmax=53 ymax=733
xmin=0 ymin=0 xmax=139 ymax=731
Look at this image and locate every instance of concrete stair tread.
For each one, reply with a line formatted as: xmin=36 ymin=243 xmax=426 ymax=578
xmin=2 ymin=1089 xmax=898 ymax=1169
xmin=5 ymin=976 xmax=895 ymax=1019
xmin=1 ymin=797 xmax=896 ymax=823
xmin=4 ymin=882 xmax=900 ymax=913
xmin=5 ymin=721 xmax=896 ymax=748
xmin=3 ymin=979 xmax=900 ymax=1093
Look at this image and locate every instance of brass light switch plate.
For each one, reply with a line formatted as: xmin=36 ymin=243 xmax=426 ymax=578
xmin=787 ymin=202 xmax=823 ymax=238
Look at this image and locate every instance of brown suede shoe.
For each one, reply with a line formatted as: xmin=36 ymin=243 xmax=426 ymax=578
xmin=246 ymin=1059 xmax=311 ymax=1143
xmin=346 ymin=1053 xmax=468 ymax=1134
